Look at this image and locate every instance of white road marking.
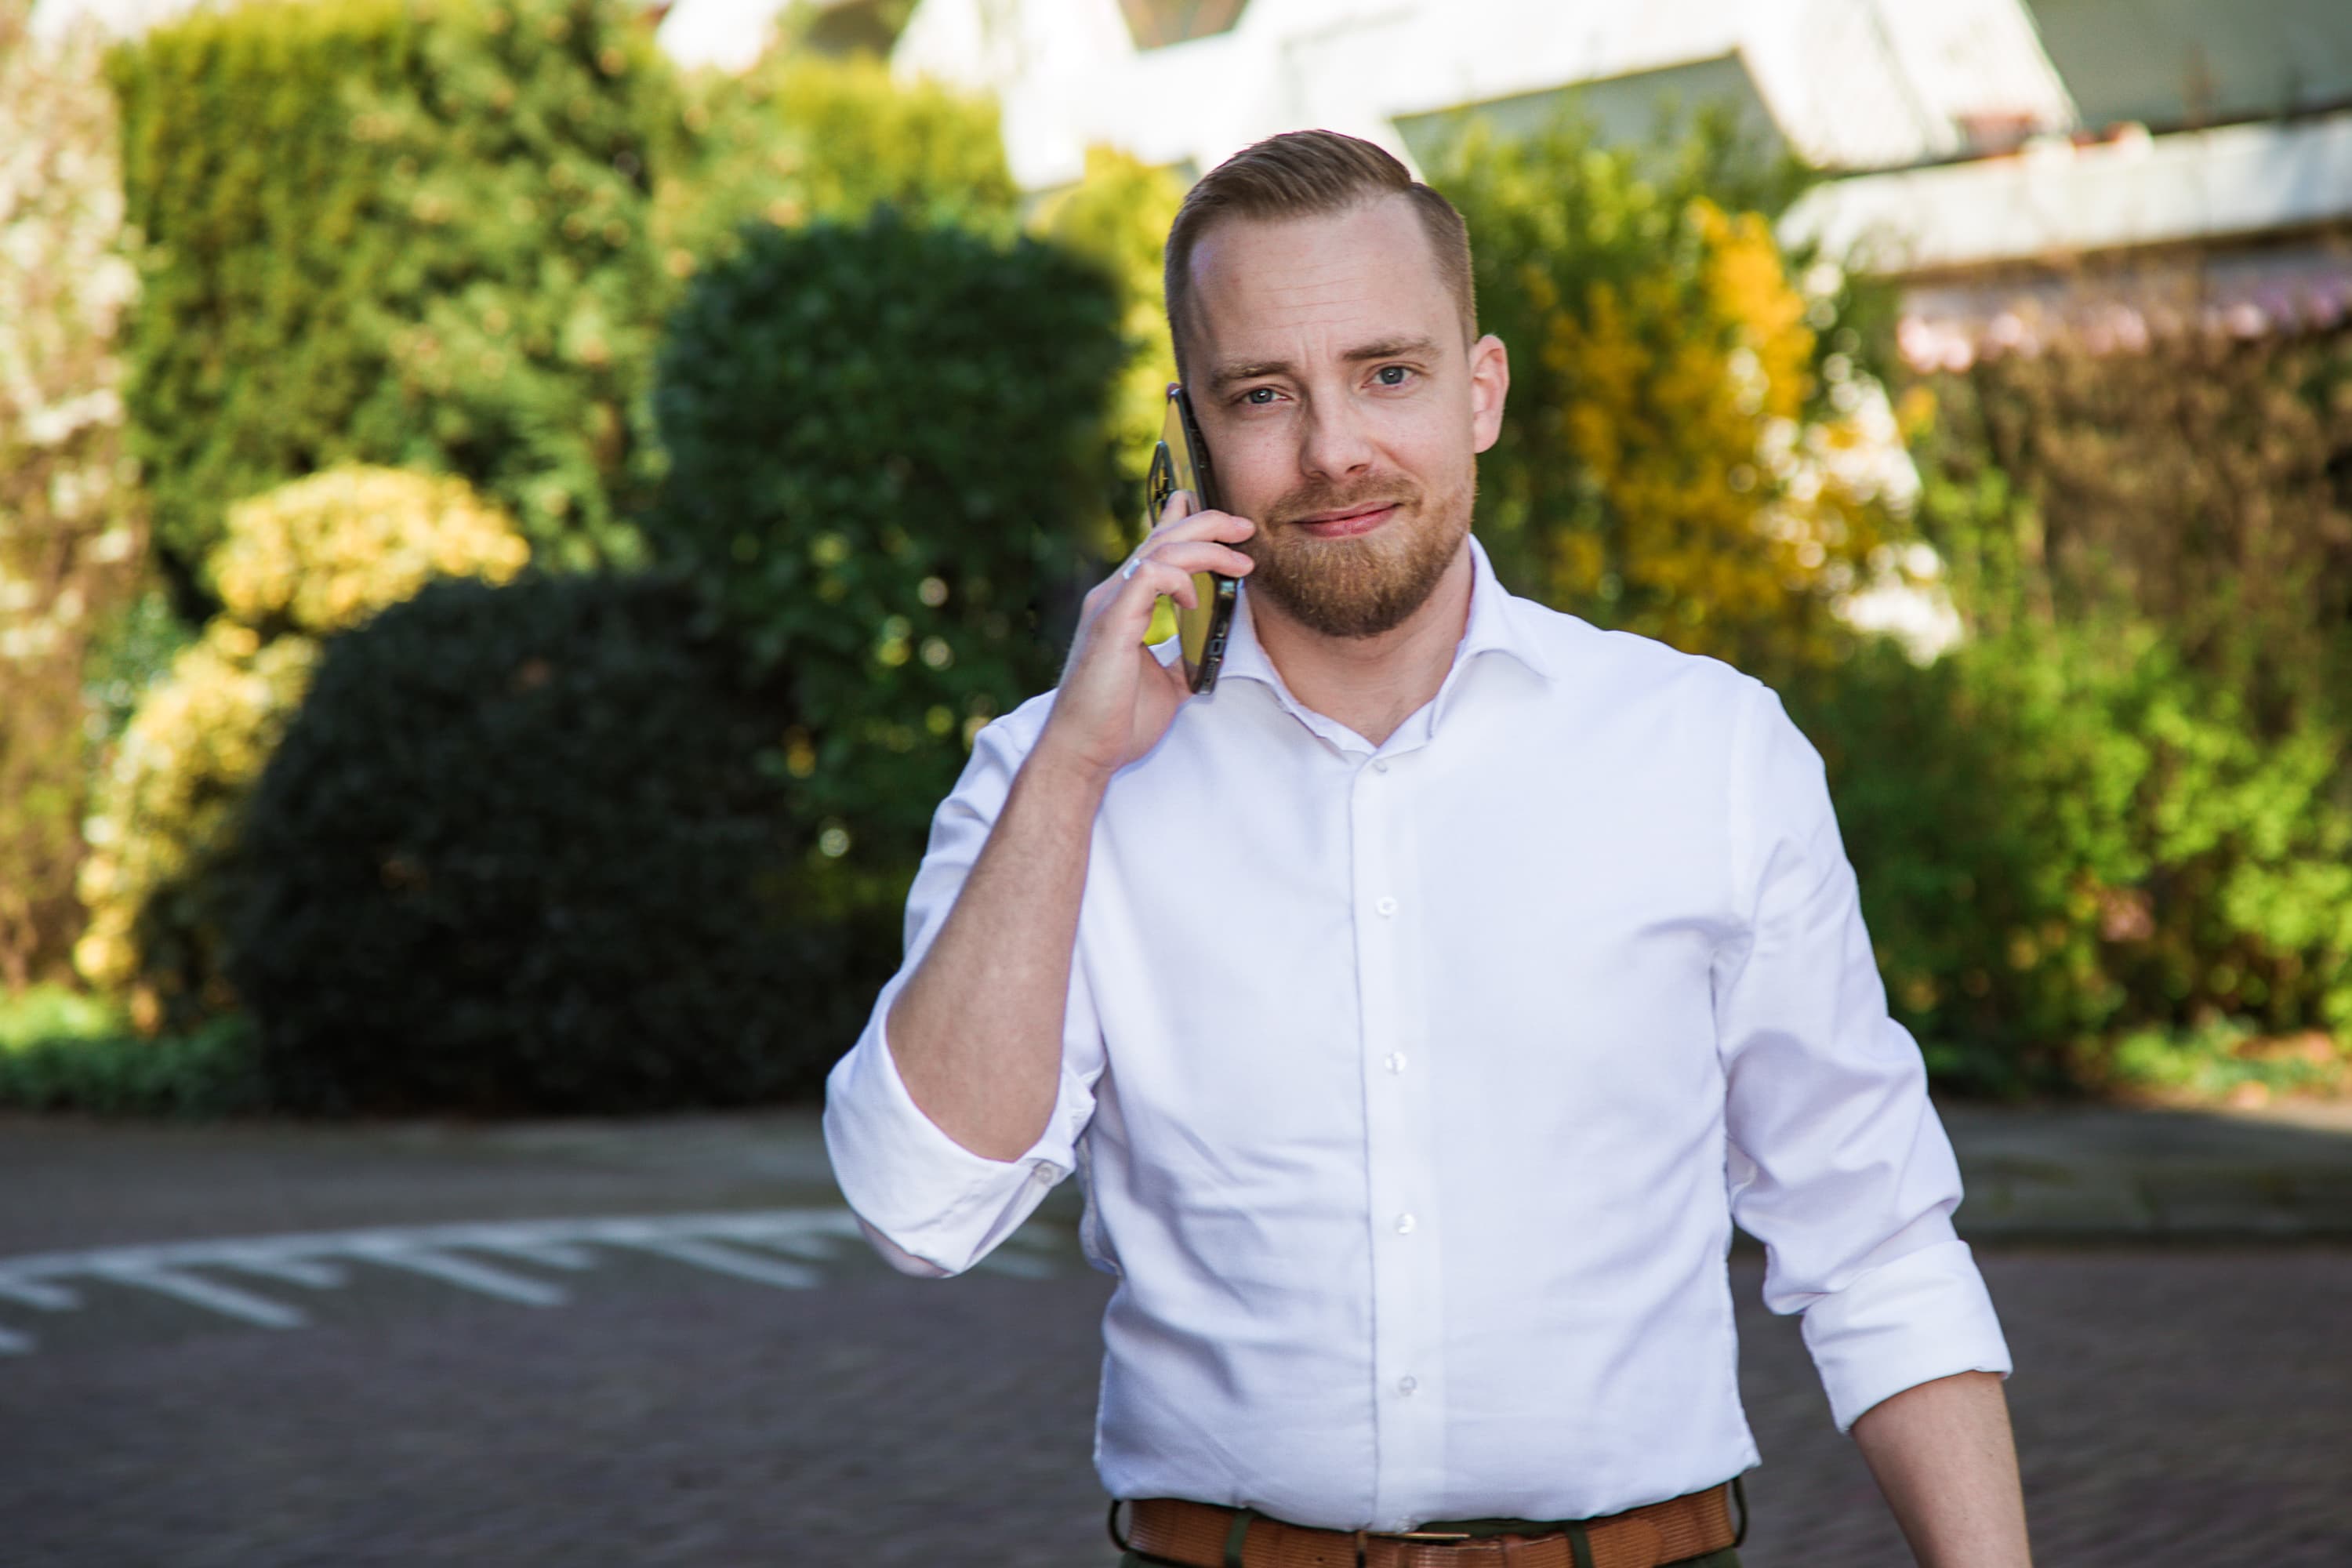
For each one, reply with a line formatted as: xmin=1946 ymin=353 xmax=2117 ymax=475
xmin=0 ymin=1277 xmax=81 ymax=1311
xmin=349 ymin=1245 xmax=568 ymax=1307
xmin=622 ymin=1236 xmax=820 ymax=1290
xmin=90 ymin=1264 xmax=310 ymax=1329
xmin=0 ymin=1208 xmax=1014 ymax=1355
xmin=478 ymin=1240 xmax=598 ymax=1271
xmin=218 ymin=1253 xmax=350 ymax=1289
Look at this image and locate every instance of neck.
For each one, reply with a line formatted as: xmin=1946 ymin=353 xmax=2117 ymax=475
xmin=1248 ymin=541 xmax=1476 ymax=748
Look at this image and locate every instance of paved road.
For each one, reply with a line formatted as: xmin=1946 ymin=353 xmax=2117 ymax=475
xmin=2 ymin=1107 xmax=2348 ymax=1566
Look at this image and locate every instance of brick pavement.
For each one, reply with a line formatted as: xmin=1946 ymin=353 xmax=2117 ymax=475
xmin=2 ymin=1233 xmax=2347 ymax=1566
xmin=3 ymin=1105 xmax=2348 ymax=1565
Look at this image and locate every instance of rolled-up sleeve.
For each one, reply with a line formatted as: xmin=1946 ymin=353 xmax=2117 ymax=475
xmin=822 ymin=706 xmax=1104 ymax=1277
xmin=1714 ymin=684 xmax=2012 ymax=1432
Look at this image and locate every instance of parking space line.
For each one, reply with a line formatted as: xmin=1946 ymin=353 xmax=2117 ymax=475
xmin=624 ymin=1236 xmax=821 ymax=1290
xmin=0 ymin=1208 xmax=1041 ymax=1354
xmin=90 ymin=1264 xmax=310 ymax=1329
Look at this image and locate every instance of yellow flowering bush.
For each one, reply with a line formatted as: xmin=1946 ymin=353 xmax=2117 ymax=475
xmin=76 ymin=466 xmax=528 ymax=1029
xmin=73 ymin=628 xmax=318 ymax=1024
xmin=211 ymin=466 xmax=529 ymax=637
xmin=1432 ymin=117 xmax=1897 ymax=679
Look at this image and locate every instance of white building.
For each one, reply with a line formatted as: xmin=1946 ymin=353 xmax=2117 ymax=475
xmin=878 ymin=1 xmax=2352 ymax=368
xmin=885 ymin=0 xmax=2078 ymax=193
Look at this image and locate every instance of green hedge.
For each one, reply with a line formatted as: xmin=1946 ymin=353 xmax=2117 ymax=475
xmin=645 ymin=212 xmax=1124 ymax=891
xmin=108 ymin=0 xmax=670 ymax=591
xmin=226 ymin=572 xmax=880 ymax=1114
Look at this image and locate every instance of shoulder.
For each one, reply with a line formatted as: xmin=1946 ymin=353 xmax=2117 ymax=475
xmin=1502 ymin=591 xmax=1769 ymax=728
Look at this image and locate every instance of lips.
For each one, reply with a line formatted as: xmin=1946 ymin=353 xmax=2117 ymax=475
xmin=1292 ymin=503 xmax=1397 ymax=539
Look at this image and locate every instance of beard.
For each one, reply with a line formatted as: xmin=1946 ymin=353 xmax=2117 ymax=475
xmin=1240 ymin=468 xmax=1474 ymax=639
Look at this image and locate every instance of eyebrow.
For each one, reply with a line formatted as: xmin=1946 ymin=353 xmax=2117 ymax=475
xmin=1207 ymin=335 xmax=1443 ymax=394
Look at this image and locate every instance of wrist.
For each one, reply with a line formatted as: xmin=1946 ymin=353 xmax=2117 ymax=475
xmin=1021 ymin=730 xmax=1120 ymax=801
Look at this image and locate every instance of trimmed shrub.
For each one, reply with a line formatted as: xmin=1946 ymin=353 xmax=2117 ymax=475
xmin=227 ymin=572 xmax=872 ymax=1114
xmin=75 ymin=466 xmax=529 ymax=1030
xmin=0 ymin=0 xmax=147 ymax=989
xmin=654 ymin=51 xmax=1017 ymax=281
xmin=644 ymin=212 xmax=1124 ymax=894
xmin=107 ymin=0 xmax=670 ymax=585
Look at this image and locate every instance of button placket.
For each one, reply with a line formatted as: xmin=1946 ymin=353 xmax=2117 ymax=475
xmin=1352 ymin=746 xmax=1449 ymax=1523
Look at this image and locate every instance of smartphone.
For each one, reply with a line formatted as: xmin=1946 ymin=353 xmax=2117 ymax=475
xmin=1142 ymin=384 xmax=1240 ymax=693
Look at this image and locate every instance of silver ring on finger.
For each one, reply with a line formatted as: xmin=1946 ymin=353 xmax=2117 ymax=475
xmin=1122 ymin=553 xmax=1147 ymax=580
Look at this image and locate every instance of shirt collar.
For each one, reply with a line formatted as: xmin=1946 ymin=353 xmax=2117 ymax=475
xmin=1215 ymin=531 xmax=1556 ymax=699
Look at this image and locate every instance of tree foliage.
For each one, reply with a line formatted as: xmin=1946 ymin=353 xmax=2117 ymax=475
xmin=107 ymin=0 xmax=669 ymax=588
xmin=652 ymin=50 xmax=1017 ymax=281
xmin=0 ymin=0 xmax=147 ymax=990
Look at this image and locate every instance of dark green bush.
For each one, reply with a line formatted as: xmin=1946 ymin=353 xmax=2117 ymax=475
xmin=225 ymin=572 xmax=883 ymax=1114
xmin=108 ymin=0 xmax=671 ymax=590
xmin=644 ymin=211 xmax=1124 ymax=890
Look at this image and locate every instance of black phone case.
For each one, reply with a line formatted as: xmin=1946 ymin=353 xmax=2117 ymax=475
xmin=1145 ymin=386 xmax=1240 ymax=694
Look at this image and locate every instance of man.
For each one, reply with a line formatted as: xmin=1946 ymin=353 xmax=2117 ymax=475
xmin=825 ymin=130 xmax=2030 ymax=1567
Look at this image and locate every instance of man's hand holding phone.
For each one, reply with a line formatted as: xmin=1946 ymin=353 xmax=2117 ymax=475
xmin=1035 ymin=492 xmax=1254 ymax=785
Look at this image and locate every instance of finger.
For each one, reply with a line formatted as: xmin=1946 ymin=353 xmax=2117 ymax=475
xmin=1152 ymin=488 xmax=1200 ymax=531
xmin=1106 ymin=556 xmax=1200 ymax=621
xmin=1149 ymin=506 xmax=1256 ymax=548
xmin=1140 ymin=539 xmax=1254 ymax=579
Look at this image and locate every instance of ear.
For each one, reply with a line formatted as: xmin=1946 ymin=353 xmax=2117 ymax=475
xmin=1468 ymin=332 xmax=1510 ymax=454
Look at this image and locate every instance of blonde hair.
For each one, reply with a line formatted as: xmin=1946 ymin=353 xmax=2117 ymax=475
xmin=1163 ymin=129 xmax=1476 ymax=375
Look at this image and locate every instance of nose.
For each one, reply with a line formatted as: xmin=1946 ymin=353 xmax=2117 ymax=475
xmin=1298 ymin=399 xmax=1376 ymax=483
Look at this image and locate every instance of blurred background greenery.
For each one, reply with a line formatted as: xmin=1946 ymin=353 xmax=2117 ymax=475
xmin=2 ymin=0 xmax=2345 ymax=1117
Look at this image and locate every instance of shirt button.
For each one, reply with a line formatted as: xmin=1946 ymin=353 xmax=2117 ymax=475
xmin=1395 ymin=1213 xmax=1416 ymax=1235
xmin=1385 ymin=1051 xmax=1407 ymax=1074
xmin=1397 ymin=1375 xmax=1418 ymax=1396
xmin=1032 ymin=1164 xmax=1059 ymax=1185
xmin=1374 ymin=896 xmax=1398 ymax=917
xmin=1372 ymin=759 xmax=1390 ymax=774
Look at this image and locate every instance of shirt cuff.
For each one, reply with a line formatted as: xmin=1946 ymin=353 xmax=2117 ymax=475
xmin=821 ymin=997 xmax=1073 ymax=1277
xmin=1798 ymin=1238 xmax=2013 ymax=1432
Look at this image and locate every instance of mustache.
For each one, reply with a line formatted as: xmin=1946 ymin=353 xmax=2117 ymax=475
xmin=1267 ymin=476 xmax=1421 ymax=525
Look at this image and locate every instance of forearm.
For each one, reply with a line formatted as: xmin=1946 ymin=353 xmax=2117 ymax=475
xmin=884 ymin=741 xmax=1107 ymax=1161
xmin=1850 ymin=1370 xmax=2031 ymax=1567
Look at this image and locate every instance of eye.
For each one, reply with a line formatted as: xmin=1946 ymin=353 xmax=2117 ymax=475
xmin=1374 ymin=365 xmax=1414 ymax=387
xmin=1243 ymin=387 xmax=1281 ymax=405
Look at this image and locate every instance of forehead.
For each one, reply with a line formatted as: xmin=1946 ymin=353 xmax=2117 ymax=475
xmin=1183 ymin=194 xmax=1456 ymax=365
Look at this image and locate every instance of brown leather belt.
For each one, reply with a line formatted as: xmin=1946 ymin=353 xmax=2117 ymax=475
xmin=1117 ymin=1483 xmax=1740 ymax=1568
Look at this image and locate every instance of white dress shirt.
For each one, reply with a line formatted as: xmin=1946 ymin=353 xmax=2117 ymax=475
xmin=823 ymin=535 xmax=2011 ymax=1532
